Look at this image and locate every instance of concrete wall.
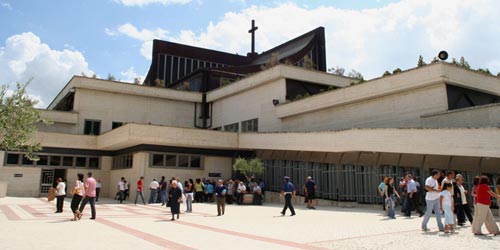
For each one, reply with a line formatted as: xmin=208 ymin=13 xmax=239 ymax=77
xmin=281 ymin=84 xmax=448 ymax=131
xmin=422 ymin=103 xmax=500 ymax=128
xmin=211 ymin=78 xmax=286 ymax=132
xmin=73 ymin=88 xmax=195 ymax=135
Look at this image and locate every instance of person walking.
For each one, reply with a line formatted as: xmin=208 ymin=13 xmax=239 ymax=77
xmin=385 ymin=177 xmax=401 ymax=219
xmin=454 ymin=176 xmax=473 ymax=226
xmin=421 ymin=170 xmax=444 ymax=231
xmin=78 ymin=172 xmax=97 ymax=220
xmin=95 ymin=179 xmax=101 ymax=202
xmin=304 ymin=176 xmax=317 ymax=209
xmin=280 ymin=176 xmax=296 ymax=216
xmin=135 ymin=176 xmax=146 ymax=205
xmin=440 ymin=183 xmax=455 ymax=233
xmin=148 ymin=179 xmax=159 ymax=204
xmin=405 ymin=174 xmax=423 ymax=217
xmin=471 ymin=176 xmax=500 ymax=236
xmin=117 ymin=177 xmax=125 ymax=203
xmin=215 ymin=179 xmax=227 ymax=216
xmin=169 ymin=180 xmax=182 ymax=221
xmin=70 ymin=173 xmax=85 ymax=221
xmin=159 ymin=176 xmax=167 ymax=206
xmin=54 ymin=178 xmax=66 ymax=213
xmin=378 ymin=176 xmax=387 ymax=212
xmin=184 ymin=179 xmax=194 ymax=213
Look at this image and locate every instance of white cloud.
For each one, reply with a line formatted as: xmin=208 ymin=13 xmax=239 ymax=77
xmin=0 ymin=32 xmax=94 ymax=108
xmin=114 ymin=0 xmax=191 ymax=7
xmin=120 ymin=66 xmax=144 ymax=83
xmin=162 ymin=0 xmax=500 ymax=78
xmin=105 ymin=23 xmax=168 ymax=59
xmin=1 ymin=2 xmax=12 ymax=10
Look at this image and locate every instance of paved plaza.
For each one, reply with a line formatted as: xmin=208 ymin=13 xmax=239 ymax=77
xmin=1 ymin=197 xmax=499 ymax=250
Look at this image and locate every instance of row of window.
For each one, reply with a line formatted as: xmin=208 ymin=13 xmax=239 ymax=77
xmin=84 ymin=120 xmax=123 ymax=136
xmin=150 ymin=153 xmax=202 ymax=169
xmin=158 ymin=54 xmax=228 ymax=85
xmin=5 ymin=153 xmax=100 ymax=169
xmin=215 ymin=118 xmax=259 ymax=133
xmin=112 ymin=154 xmax=133 ymax=170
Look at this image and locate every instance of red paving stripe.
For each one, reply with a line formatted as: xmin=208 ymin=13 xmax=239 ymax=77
xmin=19 ymin=204 xmax=48 ymax=217
xmin=97 ymin=218 xmax=196 ymax=250
xmin=168 ymin=218 xmax=330 ymax=250
xmin=0 ymin=205 xmax=22 ymax=221
xmin=306 ymin=228 xmax=437 ymax=245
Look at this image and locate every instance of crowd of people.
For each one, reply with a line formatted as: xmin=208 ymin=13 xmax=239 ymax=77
xmin=379 ymin=170 xmax=500 ymax=235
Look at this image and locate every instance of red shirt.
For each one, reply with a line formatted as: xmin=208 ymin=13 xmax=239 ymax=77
xmin=137 ymin=180 xmax=143 ymax=192
xmin=477 ymin=184 xmax=491 ymax=205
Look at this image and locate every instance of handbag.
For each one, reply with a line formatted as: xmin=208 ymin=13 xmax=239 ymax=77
xmin=71 ymin=187 xmax=79 ymax=195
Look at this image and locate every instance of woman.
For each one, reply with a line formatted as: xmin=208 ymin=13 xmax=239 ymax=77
xmin=169 ymin=180 xmax=182 ymax=220
xmin=384 ymin=177 xmax=400 ymax=219
xmin=194 ymin=178 xmax=204 ymax=203
xmin=184 ymin=179 xmax=193 ymax=213
xmin=471 ymin=176 xmax=500 ymax=235
xmin=496 ymin=177 xmax=500 ymax=218
xmin=454 ymin=176 xmax=473 ymax=226
xmin=471 ymin=176 xmax=480 ymax=205
xmin=54 ymin=178 xmax=66 ymax=213
xmin=71 ymin=173 xmax=85 ymax=221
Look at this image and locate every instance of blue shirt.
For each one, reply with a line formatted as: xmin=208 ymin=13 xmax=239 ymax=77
xmin=215 ymin=185 xmax=227 ymax=197
xmin=282 ymin=182 xmax=295 ymax=192
xmin=207 ymin=183 xmax=214 ymax=194
xmin=407 ymin=180 xmax=417 ymax=193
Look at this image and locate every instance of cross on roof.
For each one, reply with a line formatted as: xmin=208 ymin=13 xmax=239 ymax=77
xmin=248 ymin=19 xmax=258 ymax=54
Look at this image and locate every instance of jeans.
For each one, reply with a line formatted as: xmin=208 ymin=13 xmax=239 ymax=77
xmin=56 ymin=195 xmax=65 ymax=212
xmin=149 ymin=189 xmax=157 ymax=204
xmin=387 ymin=195 xmax=395 ymax=219
xmin=79 ymin=196 xmax=96 ymax=219
xmin=135 ymin=191 xmax=145 ymax=204
xmin=281 ymin=193 xmax=295 ymax=215
xmin=185 ymin=193 xmax=193 ymax=212
xmin=118 ymin=190 xmax=125 ymax=203
xmin=421 ymin=198 xmax=443 ymax=230
xmin=160 ymin=190 xmax=167 ymax=205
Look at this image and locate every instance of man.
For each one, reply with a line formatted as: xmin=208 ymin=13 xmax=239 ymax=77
xmin=148 ymin=178 xmax=159 ymax=204
xmin=54 ymin=178 xmax=66 ymax=213
xmin=95 ymin=179 xmax=101 ymax=202
xmin=159 ymin=176 xmax=167 ymax=206
xmin=214 ymin=179 xmax=227 ymax=216
xmin=441 ymin=171 xmax=455 ymax=187
xmin=281 ymin=176 xmax=296 ymax=216
xmin=304 ymin=176 xmax=317 ymax=209
xmin=117 ymin=177 xmax=125 ymax=203
xmin=378 ymin=177 xmax=387 ymax=211
xmin=252 ymin=181 xmax=262 ymax=205
xmin=405 ymin=174 xmax=424 ymax=217
xmin=78 ymin=172 xmax=97 ymax=220
xmin=421 ymin=170 xmax=444 ymax=231
xmin=135 ymin=176 xmax=146 ymax=205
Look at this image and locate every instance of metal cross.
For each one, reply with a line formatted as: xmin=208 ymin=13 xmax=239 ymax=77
xmin=248 ymin=19 xmax=258 ymax=54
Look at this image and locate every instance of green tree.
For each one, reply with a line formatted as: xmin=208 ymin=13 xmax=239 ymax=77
xmin=382 ymin=71 xmax=392 ymax=77
xmin=107 ymin=74 xmax=116 ymax=81
xmin=459 ymin=57 xmax=470 ymax=69
xmin=0 ymin=81 xmax=42 ymax=160
xmin=431 ymin=57 xmax=439 ymax=63
xmin=328 ymin=66 xmax=345 ymax=76
xmin=233 ymin=157 xmax=264 ymax=180
xmin=392 ymin=68 xmax=402 ymax=74
xmin=417 ymin=55 xmax=426 ymax=67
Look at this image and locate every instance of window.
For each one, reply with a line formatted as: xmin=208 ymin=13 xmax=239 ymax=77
xmin=223 ymin=123 xmax=239 ymax=132
xmin=165 ymin=154 xmax=177 ymax=167
xmin=21 ymin=155 xmax=34 ymax=165
xmin=37 ymin=155 xmax=48 ymax=166
xmin=178 ymin=155 xmax=189 ymax=168
xmin=241 ymin=118 xmax=258 ymax=133
xmin=88 ymin=157 xmax=99 ymax=169
xmin=152 ymin=154 xmax=164 ymax=166
xmin=62 ymin=156 xmax=73 ymax=167
xmin=6 ymin=153 xmax=20 ymax=165
xmin=112 ymin=122 xmax=123 ymax=129
xmin=84 ymin=119 xmax=101 ymax=135
xmin=76 ymin=157 xmax=87 ymax=167
xmin=190 ymin=156 xmax=201 ymax=168
xmin=112 ymin=154 xmax=133 ymax=170
xmin=50 ymin=156 xmax=61 ymax=166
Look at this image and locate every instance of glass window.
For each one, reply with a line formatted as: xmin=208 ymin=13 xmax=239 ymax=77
xmin=165 ymin=154 xmax=177 ymax=167
xmin=50 ymin=156 xmax=61 ymax=166
xmin=88 ymin=157 xmax=99 ymax=169
xmin=6 ymin=153 xmax=20 ymax=165
xmin=242 ymin=118 xmax=258 ymax=133
xmin=179 ymin=57 xmax=186 ymax=78
xmin=84 ymin=120 xmax=101 ymax=135
xmin=223 ymin=123 xmax=239 ymax=132
xmin=37 ymin=155 xmax=48 ymax=166
xmin=62 ymin=156 xmax=74 ymax=167
xmin=112 ymin=122 xmax=123 ymax=129
xmin=166 ymin=55 xmax=172 ymax=85
xmin=21 ymin=155 xmax=34 ymax=165
xmin=190 ymin=156 xmax=201 ymax=168
xmin=178 ymin=155 xmax=189 ymax=167
xmin=76 ymin=157 xmax=87 ymax=167
xmin=152 ymin=154 xmax=164 ymax=166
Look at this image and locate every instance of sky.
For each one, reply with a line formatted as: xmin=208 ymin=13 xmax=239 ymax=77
xmin=1 ymin=0 xmax=500 ymax=108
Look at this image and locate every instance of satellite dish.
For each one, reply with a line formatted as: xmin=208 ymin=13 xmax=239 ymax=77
xmin=438 ymin=51 xmax=448 ymax=61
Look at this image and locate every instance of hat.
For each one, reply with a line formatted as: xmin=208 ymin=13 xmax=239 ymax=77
xmin=284 ymin=176 xmax=290 ymax=179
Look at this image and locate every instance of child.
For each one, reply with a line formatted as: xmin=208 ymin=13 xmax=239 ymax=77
xmin=440 ymin=182 xmax=455 ymax=233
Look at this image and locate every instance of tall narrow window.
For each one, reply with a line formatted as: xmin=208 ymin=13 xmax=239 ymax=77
xmin=84 ymin=120 xmax=101 ymax=135
xmin=242 ymin=118 xmax=258 ymax=133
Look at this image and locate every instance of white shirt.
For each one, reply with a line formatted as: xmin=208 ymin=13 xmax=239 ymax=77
xmin=440 ymin=190 xmax=453 ymax=206
xmin=458 ymin=185 xmax=468 ymax=205
xmin=96 ymin=182 xmax=102 ymax=188
xmin=237 ymin=183 xmax=246 ymax=193
xmin=149 ymin=181 xmax=159 ymax=190
xmin=118 ymin=181 xmax=125 ymax=191
xmin=177 ymin=181 xmax=183 ymax=192
xmin=56 ymin=182 xmax=66 ymax=196
xmin=407 ymin=179 xmax=417 ymax=193
xmin=425 ymin=176 xmax=440 ymax=200
xmin=441 ymin=177 xmax=453 ymax=188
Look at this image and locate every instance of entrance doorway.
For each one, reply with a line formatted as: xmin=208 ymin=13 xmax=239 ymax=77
xmin=40 ymin=169 xmax=66 ymax=196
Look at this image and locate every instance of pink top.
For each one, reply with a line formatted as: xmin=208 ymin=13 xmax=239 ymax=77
xmin=85 ymin=177 xmax=97 ymax=197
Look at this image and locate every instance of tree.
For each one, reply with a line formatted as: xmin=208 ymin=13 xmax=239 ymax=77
xmin=328 ymin=66 xmax=345 ymax=76
xmin=417 ymin=55 xmax=426 ymax=67
xmin=0 ymin=81 xmax=43 ymax=160
xmin=431 ymin=57 xmax=439 ymax=63
xmin=382 ymin=71 xmax=392 ymax=77
xmin=392 ymin=68 xmax=402 ymax=74
xmin=459 ymin=57 xmax=470 ymax=69
xmin=477 ymin=68 xmax=492 ymax=75
xmin=107 ymin=74 xmax=116 ymax=81
xmin=233 ymin=157 xmax=264 ymax=180
xmin=133 ymin=77 xmax=141 ymax=85
xmin=348 ymin=69 xmax=364 ymax=81
xmin=261 ymin=52 xmax=280 ymax=70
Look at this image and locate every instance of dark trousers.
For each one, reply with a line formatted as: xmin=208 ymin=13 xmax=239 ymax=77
xmin=95 ymin=188 xmax=100 ymax=201
xmin=79 ymin=196 xmax=96 ymax=219
xmin=405 ymin=194 xmax=423 ymax=216
xmin=237 ymin=192 xmax=244 ymax=205
xmin=118 ymin=190 xmax=125 ymax=203
xmin=456 ymin=203 xmax=474 ymax=224
xmin=282 ymin=194 xmax=295 ymax=215
xmin=135 ymin=191 xmax=145 ymax=204
xmin=195 ymin=191 xmax=204 ymax=203
xmin=216 ymin=196 xmax=225 ymax=215
xmin=56 ymin=195 xmax=65 ymax=212
xmin=71 ymin=195 xmax=82 ymax=213
xmin=226 ymin=194 xmax=234 ymax=204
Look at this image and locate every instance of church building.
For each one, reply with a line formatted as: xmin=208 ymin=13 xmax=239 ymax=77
xmin=1 ymin=22 xmax=499 ymax=206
